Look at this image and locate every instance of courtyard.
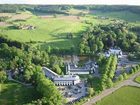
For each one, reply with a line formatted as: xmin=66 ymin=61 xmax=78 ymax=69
xmin=57 ymin=81 xmax=87 ymax=104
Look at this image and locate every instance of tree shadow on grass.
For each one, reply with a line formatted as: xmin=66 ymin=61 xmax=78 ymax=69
xmin=6 ymin=25 xmax=18 ymax=30
xmin=0 ymin=81 xmax=39 ymax=105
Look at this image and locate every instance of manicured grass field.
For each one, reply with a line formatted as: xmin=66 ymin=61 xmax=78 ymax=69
xmin=135 ymin=76 xmax=140 ymax=84
xmin=0 ymin=82 xmax=39 ymax=105
xmin=95 ymin=86 xmax=140 ymax=105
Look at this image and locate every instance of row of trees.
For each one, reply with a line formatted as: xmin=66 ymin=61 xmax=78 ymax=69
xmin=33 ymin=5 xmax=71 ymax=14
xmin=73 ymin=5 xmax=140 ymax=15
xmin=99 ymin=55 xmax=118 ymax=90
xmin=0 ymin=4 xmax=140 ymax=18
xmin=86 ymin=55 xmax=117 ymax=93
xmin=129 ymin=64 xmax=140 ymax=75
xmin=117 ymin=64 xmax=140 ymax=82
xmin=89 ymin=5 xmax=140 ymax=14
xmin=79 ymin=23 xmax=139 ymax=55
xmin=0 ymin=4 xmax=35 ymax=13
xmin=0 ymin=35 xmax=24 ymax=48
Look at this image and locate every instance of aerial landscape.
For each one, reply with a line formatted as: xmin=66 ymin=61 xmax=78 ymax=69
xmin=0 ymin=1 xmax=140 ymax=105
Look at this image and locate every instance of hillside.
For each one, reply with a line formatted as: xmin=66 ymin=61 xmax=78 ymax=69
xmin=0 ymin=5 xmax=140 ymax=52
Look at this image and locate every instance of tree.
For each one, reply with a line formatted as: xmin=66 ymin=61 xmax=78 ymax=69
xmin=36 ymin=72 xmax=64 ymax=105
xmin=97 ymin=40 xmax=104 ymax=51
xmin=123 ymin=73 xmax=128 ymax=79
xmin=84 ymin=46 xmax=90 ymax=54
xmin=122 ymin=40 xmax=129 ymax=51
xmin=52 ymin=64 xmax=62 ymax=75
xmin=24 ymin=68 xmax=32 ymax=82
xmin=46 ymin=46 xmax=51 ymax=54
xmin=87 ymin=87 xmax=94 ymax=97
xmin=92 ymin=44 xmax=98 ymax=54
xmin=49 ymin=55 xmax=58 ymax=67
xmin=0 ymin=71 xmax=7 ymax=83
xmin=118 ymin=74 xmax=124 ymax=81
xmin=100 ymin=81 xmax=107 ymax=91
xmin=53 ymin=14 xmax=57 ymax=18
xmin=0 ymin=70 xmax=7 ymax=95
xmin=106 ymin=78 xmax=113 ymax=88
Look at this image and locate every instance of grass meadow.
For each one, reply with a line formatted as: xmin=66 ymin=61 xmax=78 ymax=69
xmin=0 ymin=11 xmax=112 ymax=50
xmin=1 ymin=10 xmax=140 ymax=50
xmin=135 ymin=76 xmax=140 ymax=84
xmin=95 ymin=86 xmax=140 ymax=105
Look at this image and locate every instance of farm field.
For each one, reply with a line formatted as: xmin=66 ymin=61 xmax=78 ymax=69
xmin=95 ymin=86 xmax=140 ymax=105
xmin=1 ymin=9 xmax=139 ymax=51
xmin=0 ymin=82 xmax=38 ymax=105
xmin=0 ymin=11 xmax=112 ymax=50
xmin=0 ymin=13 xmax=86 ymax=42
xmin=135 ymin=76 xmax=140 ymax=84
xmin=91 ymin=10 xmax=140 ymax=22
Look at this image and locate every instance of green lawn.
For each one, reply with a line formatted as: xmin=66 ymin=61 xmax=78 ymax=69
xmin=95 ymin=86 xmax=140 ymax=105
xmin=0 ymin=82 xmax=39 ymax=105
xmin=135 ymin=76 xmax=140 ymax=84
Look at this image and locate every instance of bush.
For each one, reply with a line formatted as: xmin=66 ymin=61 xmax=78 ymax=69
xmin=118 ymin=75 xmax=124 ymax=81
xmin=123 ymin=73 xmax=128 ymax=79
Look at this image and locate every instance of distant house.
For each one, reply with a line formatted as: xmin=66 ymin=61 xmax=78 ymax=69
xmin=18 ymin=24 xmax=36 ymax=30
xmin=66 ymin=61 xmax=98 ymax=75
xmin=42 ymin=67 xmax=80 ymax=86
xmin=98 ymin=16 xmax=109 ymax=20
xmin=105 ymin=48 xmax=123 ymax=58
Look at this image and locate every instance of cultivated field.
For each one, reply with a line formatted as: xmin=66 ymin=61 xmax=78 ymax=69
xmin=67 ymin=9 xmax=89 ymax=15
xmin=0 ymin=82 xmax=38 ymax=105
xmin=95 ymin=86 xmax=140 ymax=105
xmin=0 ymin=13 xmax=13 ymax=17
xmin=10 ymin=12 xmax=32 ymax=20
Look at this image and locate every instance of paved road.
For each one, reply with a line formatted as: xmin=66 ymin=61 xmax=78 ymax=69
xmin=83 ymin=71 xmax=140 ymax=105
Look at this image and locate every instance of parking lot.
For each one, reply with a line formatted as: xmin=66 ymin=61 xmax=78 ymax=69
xmin=57 ymin=82 xmax=87 ymax=103
xmin=116 ymin=55 xmax=140 ymax=76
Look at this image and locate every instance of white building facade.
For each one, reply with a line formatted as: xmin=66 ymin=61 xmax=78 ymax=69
xmin=53 ymin=75 xmax=80 ymax=86
xmin=105 ymin=48 xmax=123 ymax=58
xmin=42 ymin=67 xmax=80 ymax=86
xmin=66 ymin=61 xmax=98 ymax=75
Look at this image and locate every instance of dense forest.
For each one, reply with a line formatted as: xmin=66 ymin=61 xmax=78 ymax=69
xmin=0 ymin=4 xmax=140 ymax=15
xmin=0 ymin=42 xmax=65 ymax=104
xmin=79 ymin=22 xmax=140 ymax=58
